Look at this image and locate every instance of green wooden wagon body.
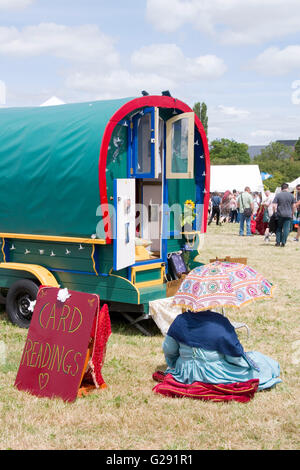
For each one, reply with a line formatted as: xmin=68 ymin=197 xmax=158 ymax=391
xmin=0 ymin=95 xmax=210 ymax=328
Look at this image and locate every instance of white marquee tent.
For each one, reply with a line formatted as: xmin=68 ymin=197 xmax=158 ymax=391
xmin=210 ymin=165 xmax=264 ymax=193
xmin=275 ymin=176 xmax=300 ymax=194
xmin=288 ymin=176 xmax=300 ymax=190
xmin=40 ymin=96 xmax=65 ymax=107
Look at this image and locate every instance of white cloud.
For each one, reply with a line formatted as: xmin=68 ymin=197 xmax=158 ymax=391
xmin=292 ymin=80 xmax=300 ymax=105
xmin=146 ymin=0 xmax=207 ymax=34
xmin=207 ymin=102 xmax=300 ymax=144
xmin=131 ymin=44 xmax=226 ymax=81
xmin=146 ymin=0 xmax=300 ymax=45
xmin=0 ymin=0 xmax=35 ymax=9
xmin=65 ymin=69 xmax=175 ymax=99
xmin=250 ymin=129 xmax=290 ymax=139
xmin=0 ymin=22 xmax=226 ymax=101
xmin=249 ymin=45 xmax=300 ymax=75
xmin=217 ymin=105 xmax=250 ymax=119
xmin=206 ymin=104 xmax=252 ymax=142
xmin=0 ymin=23 xmax=119 ymax=67
xmin=0 ymin=80 xmax=6 ymax=105
xmin=67 ymin=43 xmax=226 ymax=100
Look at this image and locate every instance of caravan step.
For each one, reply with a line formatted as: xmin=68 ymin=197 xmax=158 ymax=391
xmin=131 ymin=262 xmax=165 ymax=288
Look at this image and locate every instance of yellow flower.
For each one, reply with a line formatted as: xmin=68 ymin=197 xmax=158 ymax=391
xmin=185 ymin=199 xmax=195 ymax=209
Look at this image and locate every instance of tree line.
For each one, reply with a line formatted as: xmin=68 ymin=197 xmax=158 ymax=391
xmin=208 ymin=138 xmax=300 ymax=192
xmin=193 ymin=102 xmax=300 ymax=192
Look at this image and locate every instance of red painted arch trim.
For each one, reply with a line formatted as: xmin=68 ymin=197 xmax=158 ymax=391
xmin=98 ymin=96 xmax=210 ymax=243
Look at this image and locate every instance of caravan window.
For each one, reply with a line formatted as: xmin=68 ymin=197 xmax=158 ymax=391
xmin=137 ymin=113 xmax=152 ymax=175
xmin=131 ymin=108 xmax=156 ymax=178
xmin=166 ymin=112 xmax=194 ymax=179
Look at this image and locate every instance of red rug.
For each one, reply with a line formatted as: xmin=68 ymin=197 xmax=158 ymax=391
xmin=152 ymin=372 xmax=259 ymax=403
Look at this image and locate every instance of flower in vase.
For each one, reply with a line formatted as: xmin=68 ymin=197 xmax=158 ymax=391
xmin=181 ymin=199 xmax=196 ymax=228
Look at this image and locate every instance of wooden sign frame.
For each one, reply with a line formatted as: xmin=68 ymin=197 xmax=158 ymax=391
xmin=14 ymin=286 xmax=110 ymax=402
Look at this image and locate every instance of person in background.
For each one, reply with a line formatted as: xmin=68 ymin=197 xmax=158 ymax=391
xmin=253 ymin=192 xmax=261 ymax=217
xmin=272 ymin=183 xmax=296 ymax=247
xmin=294 ymin=208 xmax=300 ymax=242
xmin=208 ymin=194 xmax=212 ymax=219
xmin=220 ymin=190 xmax=232 ymax=223
xmin=237 ymin=186 xmax=254 ymax=236
xmin=293 ymin=184 xmax=300 ymax=242
xmin=208 ymin=192 xmax=221 ymax=226
xmin=236 ymin=191 xmax=241 ymax=223
xmin=229 ymin=189 xmax=238 ymax=223
xmin=262 ymin=190 xmax=274 ymax=242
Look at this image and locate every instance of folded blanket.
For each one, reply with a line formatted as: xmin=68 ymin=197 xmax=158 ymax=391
xmin=152 ymin=372 xmax=259 ymax=403
xmin=81 ymin=303 xmax=111 ymax=389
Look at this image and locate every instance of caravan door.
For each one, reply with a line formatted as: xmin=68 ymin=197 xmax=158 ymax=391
xmin=166 ymin=112 xmax=195 ymax=179
xmin=113 ymin=179 xmax=136 ymax=271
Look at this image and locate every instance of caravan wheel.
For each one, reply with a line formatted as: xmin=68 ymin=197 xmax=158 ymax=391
xmin=6 ymin=279 xmax=39 ymax=328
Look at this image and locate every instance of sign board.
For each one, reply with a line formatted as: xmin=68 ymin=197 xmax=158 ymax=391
xmin=14 ymin=287 xmax=102 ymax=402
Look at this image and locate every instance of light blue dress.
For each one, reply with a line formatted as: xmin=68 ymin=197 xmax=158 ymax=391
xmin=163 ymin=335 xmax=281 ymax=391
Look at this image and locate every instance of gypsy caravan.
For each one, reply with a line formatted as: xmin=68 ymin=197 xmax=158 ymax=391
xmin=0 ymin=95 xmax=210 ymax=329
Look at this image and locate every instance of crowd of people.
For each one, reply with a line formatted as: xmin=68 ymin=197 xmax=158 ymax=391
xmin=208 ymin=183 xmax=300 ymax=246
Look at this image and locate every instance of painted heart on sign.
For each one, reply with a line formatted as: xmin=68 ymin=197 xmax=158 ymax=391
xmin=38 ymin=373 xmax=49 ymax=390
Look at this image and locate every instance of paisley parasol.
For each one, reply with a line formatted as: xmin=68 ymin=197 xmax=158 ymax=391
xmin=172 ymin=261 xmax=274 ymax=312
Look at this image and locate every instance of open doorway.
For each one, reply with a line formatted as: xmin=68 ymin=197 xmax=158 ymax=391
xmin=135 ymin=179 xmax=163 ymax=260
xmin=134 ymin=114 xmax=165 ymax=261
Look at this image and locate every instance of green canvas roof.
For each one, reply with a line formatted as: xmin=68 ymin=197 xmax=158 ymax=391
xmin=0 ymin=97 xmax=132 ymax=238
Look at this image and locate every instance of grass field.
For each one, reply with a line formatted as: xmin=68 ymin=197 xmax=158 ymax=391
xmin=0 ymin=223 xmax=299 ymax=450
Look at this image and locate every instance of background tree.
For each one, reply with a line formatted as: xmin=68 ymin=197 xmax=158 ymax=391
xmin=207 ymin=134 xmax=299 ymax=190
xmin=252 ymin=141 xmax=299 ymax=191
xmin=254 ymin=141 xmax=293 ymax=161
xmin=256 ymin=160 xmax=300 ymax=191
xmin=294 ymin=137 xmax=300 ymax=160
xmin=262 ymin=171 xmax=286 ymax=192
xmin=193 ymin=102 xmax=208 ymax=135
xmin=209 ymin=138 xmax=251 ymax=164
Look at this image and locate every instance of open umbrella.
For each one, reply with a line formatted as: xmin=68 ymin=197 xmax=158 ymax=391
xmin=172 ymin=261 xmax=274 ymax=312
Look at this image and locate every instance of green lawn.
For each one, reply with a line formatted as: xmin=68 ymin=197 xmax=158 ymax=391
xmin=0 ymin=222 xmax=299 ymax=450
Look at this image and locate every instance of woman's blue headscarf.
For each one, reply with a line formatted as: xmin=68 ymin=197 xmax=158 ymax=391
xmin=168 ymin=310 xmax=244 ymax=357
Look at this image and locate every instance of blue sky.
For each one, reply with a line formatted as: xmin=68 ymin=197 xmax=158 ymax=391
xmin=0 ymin=0 xmax=300 ymax=145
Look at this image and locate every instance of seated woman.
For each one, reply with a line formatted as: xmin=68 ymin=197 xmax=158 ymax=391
xmin=161 ymin=310 xmax=281 ymax=391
